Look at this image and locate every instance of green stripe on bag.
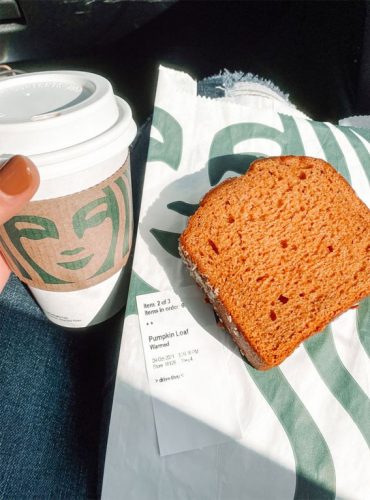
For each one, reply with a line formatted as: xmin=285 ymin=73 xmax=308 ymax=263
xmin=150 ymin=229 xmax=181 ymax=258
xmin=357 ymin=297 xmax=370 ymax=357
xmin=336 ymin=126 xmax=370 ymax=359
xmin=245 ymin=363 xmax=336 ymax=499
xmin=305 ymin=327 xmax=370 ymax=446
xmin=126 ymin=271 xmax=159 ymax=317
xmin=309 ymin=121 xmax=351 ymax=181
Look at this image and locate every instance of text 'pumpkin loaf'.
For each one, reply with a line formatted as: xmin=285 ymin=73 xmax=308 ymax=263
xmin=179 ymin=156 xmax=370 ymax=370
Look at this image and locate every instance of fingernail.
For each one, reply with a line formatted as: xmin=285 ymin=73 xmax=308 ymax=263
xmin=0 ymin=156 xmax=35 ymax=195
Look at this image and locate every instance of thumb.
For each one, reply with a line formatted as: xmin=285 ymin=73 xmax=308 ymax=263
xmin=0 ymin=155 xmax=39 ymax=292
xmin=0 ymin=155 xmax=40 ymax=225
xmin=0 ymin=252 xmax=10 ymax=292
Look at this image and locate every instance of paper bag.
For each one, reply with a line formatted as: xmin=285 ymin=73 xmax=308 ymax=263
xmin=102 ymin=66 xmax=370 ymax=500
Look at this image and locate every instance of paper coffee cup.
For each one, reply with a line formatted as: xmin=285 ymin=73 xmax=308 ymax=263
xmin=0 ymin=71 xmax=137 ymax=327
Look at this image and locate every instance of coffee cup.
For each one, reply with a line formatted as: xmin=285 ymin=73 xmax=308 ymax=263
xmin=0 ymin=71 xmax=137 ymax=327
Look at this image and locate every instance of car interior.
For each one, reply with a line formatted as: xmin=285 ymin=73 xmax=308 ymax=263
xmin=0 ymin=0 xmax=369 ymax=497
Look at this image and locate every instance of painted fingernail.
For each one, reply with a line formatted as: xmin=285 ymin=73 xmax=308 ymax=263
xmin=0 ymin=156 xmax=35 ymax=196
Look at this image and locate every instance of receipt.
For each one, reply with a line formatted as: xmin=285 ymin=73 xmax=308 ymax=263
xmin=136 ymin=286 xmax=242 ymax=456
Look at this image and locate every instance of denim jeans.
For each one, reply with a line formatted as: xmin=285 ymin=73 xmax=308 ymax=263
xmin=1 ymin=274 xmax=107 ymax=497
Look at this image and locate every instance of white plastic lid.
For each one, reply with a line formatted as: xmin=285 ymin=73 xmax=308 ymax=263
xmin=0 ymin=71 xmax=129 ymax=155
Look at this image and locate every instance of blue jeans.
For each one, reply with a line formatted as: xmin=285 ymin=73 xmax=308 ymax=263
xmin=1 ymin=274 xmax=106 ymax=497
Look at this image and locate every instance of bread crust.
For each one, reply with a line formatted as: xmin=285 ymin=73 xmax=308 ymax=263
xmin=179 ymin=245 xmax=270 ymax=369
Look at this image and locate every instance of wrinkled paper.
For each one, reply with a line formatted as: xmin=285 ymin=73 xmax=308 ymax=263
xmin=102 ymin=66 xmax=370 ymax=500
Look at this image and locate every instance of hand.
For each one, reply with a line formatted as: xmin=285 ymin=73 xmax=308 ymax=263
xmin=0 ymin=156 xmax=40 ymax=292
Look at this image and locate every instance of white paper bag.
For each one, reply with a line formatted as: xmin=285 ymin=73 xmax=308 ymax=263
xmin=102 ymin=66 xmax=370 ymax=500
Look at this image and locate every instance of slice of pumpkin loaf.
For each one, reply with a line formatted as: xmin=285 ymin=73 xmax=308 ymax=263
xmin=179 ymin=156 xmax=370 ymax=370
